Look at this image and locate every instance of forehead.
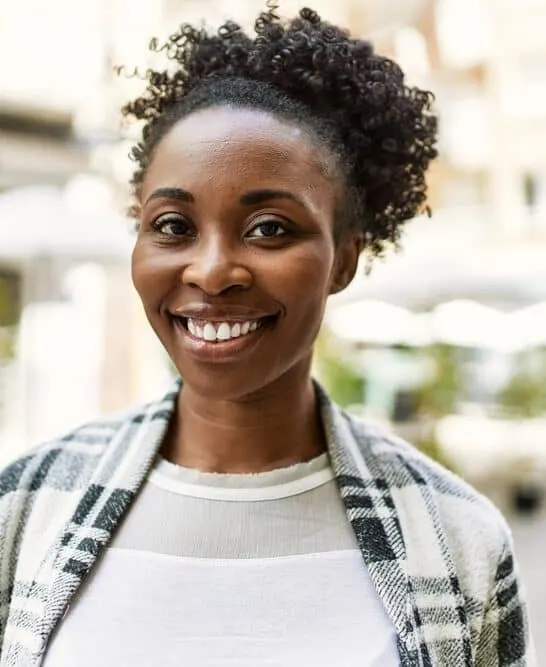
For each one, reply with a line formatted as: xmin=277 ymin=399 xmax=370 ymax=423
xmin=141 ymin=106 xmax=338 ymax=200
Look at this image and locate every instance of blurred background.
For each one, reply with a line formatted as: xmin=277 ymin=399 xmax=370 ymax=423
xmin=1 ymin=0 xmax=545 ymax=657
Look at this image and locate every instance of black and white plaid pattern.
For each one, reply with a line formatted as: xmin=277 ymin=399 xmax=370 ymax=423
xmin=0 ymin=381 xmax=534 ymax=666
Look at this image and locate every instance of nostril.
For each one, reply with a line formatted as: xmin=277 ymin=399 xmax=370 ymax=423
xmin=181 ymin=263 xmax=253 ymax=295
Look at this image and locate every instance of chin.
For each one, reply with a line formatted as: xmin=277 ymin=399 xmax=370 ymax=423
xmin=173 ymin=349 xmax=315 ymax=405
xmin=177 ymin=367 xmax=276 ymax=403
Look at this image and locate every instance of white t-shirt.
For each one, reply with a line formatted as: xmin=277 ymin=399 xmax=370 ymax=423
xmin=44 ymin=453 xmax=399 ymax=666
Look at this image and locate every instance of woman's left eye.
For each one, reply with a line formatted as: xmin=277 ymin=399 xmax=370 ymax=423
xmin=247 ymin=220 xmax=288 ymax=239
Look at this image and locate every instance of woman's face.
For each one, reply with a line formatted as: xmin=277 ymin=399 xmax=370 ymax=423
xmin=132 ymin=106 xmax=360 ymax=400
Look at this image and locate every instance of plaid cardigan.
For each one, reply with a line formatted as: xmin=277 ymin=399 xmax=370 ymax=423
xmin=0 ymin=380 xmax=534 ymax=666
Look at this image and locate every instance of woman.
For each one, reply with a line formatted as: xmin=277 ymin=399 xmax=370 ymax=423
xmin=0 ymin=4 xmax=534 ymax=666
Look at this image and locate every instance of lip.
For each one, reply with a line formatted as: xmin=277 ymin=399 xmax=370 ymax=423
xmin=171 ymin=314 xmax=274 ymax=363
xmin=171 ymin=303 xmax=275 ymax=322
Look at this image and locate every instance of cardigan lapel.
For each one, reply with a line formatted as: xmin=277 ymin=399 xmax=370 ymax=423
xmin=318 ymin=385 xmax=474 ymax=667
xmin=317 ymin=386 xmax=421 ymax=666
xmin=24 ymin=381 xmax=181 ymax=664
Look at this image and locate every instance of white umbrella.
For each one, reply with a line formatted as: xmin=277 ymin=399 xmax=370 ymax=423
xmin=508 ymin=301 xmax=546 ymax=350
xmin=431 ymin=299 xmax=508 ymax=350
xmin=326 ymin=299 xmax=431 ymax=346
xmin=332 ymin=207 xmax=546 ymax=310
xmin=0 ymin=185 xmax=133 ymax=262
xmin=432 ymin=299 xmax=505 ymax=347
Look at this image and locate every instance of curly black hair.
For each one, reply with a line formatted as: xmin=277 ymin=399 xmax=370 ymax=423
xmin=121 ymin=2 xmax=438 ymax=256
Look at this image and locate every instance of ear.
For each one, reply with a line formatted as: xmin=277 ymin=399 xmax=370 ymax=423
xmin=329 ymin=232 xmax=365 ymax=295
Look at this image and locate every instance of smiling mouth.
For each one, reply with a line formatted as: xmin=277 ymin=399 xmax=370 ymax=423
xmin=172 ymin=315 xmax=276 ymax=343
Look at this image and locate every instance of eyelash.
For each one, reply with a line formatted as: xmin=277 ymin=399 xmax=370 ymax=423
xmin=151 ymin=215 xmax=193 ymax=237
xmin=149 ymin=215 xmax=290 ymax=240
xmin=248 ymin=219 xmax=288 ymax=238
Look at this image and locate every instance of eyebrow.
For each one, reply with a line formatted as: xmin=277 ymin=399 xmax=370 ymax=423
xmin=144 ymin=186 xmax=307 ymax=210
xmin=240 ymin=189 xmax=307 ymax=209
xmin=144 ymin=187 xmax=194 ymax=205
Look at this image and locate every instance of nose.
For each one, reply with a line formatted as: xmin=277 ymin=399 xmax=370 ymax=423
xmin=180 ymin=233 xmax=253 ymax=296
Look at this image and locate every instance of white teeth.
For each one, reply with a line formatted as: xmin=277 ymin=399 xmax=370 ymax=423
xmin=186 ymin=318 xmax=263 ymax=342
xmin=216 ymin=322 xmax=231 ymax=340
xmin=203 ymin=323 xmax=217 ymax=341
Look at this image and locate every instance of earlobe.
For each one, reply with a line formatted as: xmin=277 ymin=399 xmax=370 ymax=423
xmin=329 ymin=233 xmax=364 ymax=295
xmin=329 ymin=268 xmax=349 ymax=295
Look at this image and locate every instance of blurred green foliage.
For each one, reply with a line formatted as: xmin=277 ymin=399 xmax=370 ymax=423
xmin=0 ymin=271 xmax=20 ymax=328
xmin=0 ymin=271 xmax=20 ymax=420
xmin=498 ymin=347 xmax=546 ymax=417
xmin=414 ymin=344 xmax=462 ymax=418
xmin=314 ymin=329 xmax=365 ymax=408
xmin=0 ymin=329 xmax=17 ymax=421
xmin=0 ymin=330 xmax=15 ymax=361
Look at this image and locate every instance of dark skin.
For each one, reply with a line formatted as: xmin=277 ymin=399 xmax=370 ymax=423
xmin=132 ymin=106 xmax=362 ymax=473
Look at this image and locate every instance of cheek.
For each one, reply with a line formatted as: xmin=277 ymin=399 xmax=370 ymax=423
xmin=131 ymin=243 xmax=151 ymax=297
xmin=275 ymin=243 xmax=335 ymax=325
xmin=131 ymin=242 xmax=175 ymax=306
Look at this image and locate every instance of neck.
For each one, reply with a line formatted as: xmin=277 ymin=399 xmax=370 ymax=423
xmin=162 ymin=367 xmax=326 ymax=474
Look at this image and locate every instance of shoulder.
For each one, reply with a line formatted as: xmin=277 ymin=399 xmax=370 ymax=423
xmin=0 ymin=380 xmax=180 ymax=501
xmin=341 ymin=412 xmax=534 ymax=666
xmin=346 ymin=413 xmax=512 ymax=569
xmin=0 ymin=404 xmax=143 ymax=501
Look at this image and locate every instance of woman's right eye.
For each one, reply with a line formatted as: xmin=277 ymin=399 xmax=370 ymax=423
xmin=151 ymin=215 xmax=193 ymax=237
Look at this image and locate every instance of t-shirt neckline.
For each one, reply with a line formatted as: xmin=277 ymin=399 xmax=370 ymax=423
xmin=149 ymin=452 xmax=334 ymax=501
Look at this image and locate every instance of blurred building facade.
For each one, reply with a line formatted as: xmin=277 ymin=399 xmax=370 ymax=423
xmin=0 ymin=0 xmax=167 ymax=461
xmin=429 ymin=0 xmax=546 ymax=246
xmin=337 ymin=0 xmax=546 ymax=310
